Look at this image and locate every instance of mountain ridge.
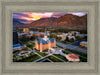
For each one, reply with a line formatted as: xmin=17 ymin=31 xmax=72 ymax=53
xmin=13 ymin=14 xmax=87 ymax=30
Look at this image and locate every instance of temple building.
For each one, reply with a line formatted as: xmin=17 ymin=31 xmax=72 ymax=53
xmin=35 ymin=33 xmax=56 ymax=52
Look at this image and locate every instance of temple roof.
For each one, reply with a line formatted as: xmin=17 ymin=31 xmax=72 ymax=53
xmin=37 ymin=38 xmax=54 ymax=44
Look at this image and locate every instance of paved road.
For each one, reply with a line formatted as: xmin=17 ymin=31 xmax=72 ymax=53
xmin=64 ymin=50 xmax=87 ymax=59
xmin=34 ymin=51 xmax=43 ymax=58
xmin=39 ymin=58 xmax=53 ymax=62
xmin=33 ymin=54 xmax=50 ymax=62
xmin=56 ymin=42 xmax=87 ymax=54
xmin=71 ymin=38 xmax=87 ymax=46
xmin=33 ymin=53 xmax=66 ymax=62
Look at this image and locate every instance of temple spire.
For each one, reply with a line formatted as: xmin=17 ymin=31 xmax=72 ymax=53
xmin=44 ymin=24 xmax=47 ymax=36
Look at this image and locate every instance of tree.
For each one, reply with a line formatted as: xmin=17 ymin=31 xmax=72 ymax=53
xmin=30 ymin=34 xmax=36 ymax=40
xmin=69 ymin=38 xmax=74 ymax=42
xmin=58 ymin=37 xmax=62 ymax=41
xmin=56 ymin=36 xmax=62 ymax=41
xmin=76 ymin=36 xmax=84 ymax=41
xmin=65 ymin=36 xmax=69 ymax=42
xmin=19 ymin=35 xmax=29 ymax=42
xmin=41 ymin=35 xmax=44 ymax=38
xmin=49 ymin=34 xmax=56 ymax=38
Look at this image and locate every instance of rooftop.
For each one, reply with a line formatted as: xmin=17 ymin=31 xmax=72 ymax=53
xmin=37 ymin=38 xmax=54 ymax=45
xmin=80 ymin=41 xmax=87 ymax=44
xmin=77 ymin=34 xmax=84 ymax=36
xmin=13 ymin=42 xmax=24 ymax=49
xmin=67 ymin=54 xmax=79 ymax=59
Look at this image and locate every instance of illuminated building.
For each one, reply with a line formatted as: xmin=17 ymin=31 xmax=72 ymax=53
xmin=23 ymin=28 xmax=29 ymax=33
xmin=80 ymin=41 xmax=87 ymax=48
xmin=35 ymin=33 xmax=56 ymax=52
xmin=65 ymin=54 xmax=80 ymax=62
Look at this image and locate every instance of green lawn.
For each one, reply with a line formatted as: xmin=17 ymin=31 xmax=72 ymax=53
xmin=63 ymin=50 xmax=70 ymax=54
xmin=57 ymin=45 xmax=63 ymax=48
xmin=42 ymin=49 xmax=48 ymax=52
xmin=22 ymin=47 xmax=30 ymax=51
xmin=37 ymin=52 xmax=45 ymax=57
xmin=48 ymin=56 xmax=62 ymax=62
xmin=13 ymin=52 xmax=40 ymax=62
xmin=22 ymin=41 xmax=35 ymax=49
xmin=54 ymin=55 xmax=68 ymax=62
xmin=21 ymin=55 xmax=40 ymax=62
xmin=13 ymin=50 xmax=20 ymax=55
xmin=60 ymin=41 xmax=72 ymax=44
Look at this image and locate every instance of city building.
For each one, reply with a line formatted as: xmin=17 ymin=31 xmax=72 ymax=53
xmin=23 ymin=28 xmax=29 ymax=33
xmin=13 ymin=30 xmax=26 ymax=51
xmin=13 ymin=30 xmax=18 ymax=44
xmin=18 ymin=33 xmax=27 ymax=38
xmin=67 ymin=35 xmax=76 ymax=40
xmin=62 ymin=33 xmax=69 ymax=36
xmin=29 ymin=31 xmax=34 ymax=35
xmin=57 ymin=33 xmax=68 ymax=41
xmin=46 ymin=31 xmax=51 ymax=35
xmin=35 ymin=33 xmax=44 ymax=37
xmin=80 ymin=41 xmax=87 ymax=48
xmin=76 ymin=34 xmax=85 ymax=38
xmin=76 ymin=34 xmax=86 ymax=40
xmin=13 ymin=45 xmax=27 ymax=51
xmin=35 ymin=33 xmax=56 ymax=52
xmin=68 ymin=31 xmax=80 ymax=36
xmin=65 ymin=54 xmax=80 ymax=62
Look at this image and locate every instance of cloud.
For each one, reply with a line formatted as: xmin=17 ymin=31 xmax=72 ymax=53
xmin=67 ymin=12 xmax=87 ymax=16
xmin=51 ymin=13 xmax=67 ymax=18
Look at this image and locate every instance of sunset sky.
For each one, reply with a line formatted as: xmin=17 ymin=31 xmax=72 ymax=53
xmin=13 ymin=12 xmax=87 ymax=24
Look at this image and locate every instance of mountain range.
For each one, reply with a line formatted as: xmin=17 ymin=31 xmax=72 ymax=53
xmin=13 ymin=18 xmax=25 ymax=26
xmin=13 ymin=14 xmax=87 ymax=30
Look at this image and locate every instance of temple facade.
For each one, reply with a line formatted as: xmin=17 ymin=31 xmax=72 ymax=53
xmin=35 ymin=34 xmax=56 ymax=52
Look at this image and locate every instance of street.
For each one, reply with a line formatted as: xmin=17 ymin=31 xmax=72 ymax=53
xmin=56 ymin=42 xmax=87 ymax=54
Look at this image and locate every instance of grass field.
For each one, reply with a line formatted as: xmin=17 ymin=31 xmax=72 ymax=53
xmin=22 ymin=41 xmax=35 ymax=49
xmin=13 ymin=52 xmax=40 ymax=62
xmin=54 ymin=55 xmax=68 ymax=61
xmin=37 ymin=52 xmax=45 ymax=57
xmin=48 ymin=56 xmax=62 ymax=62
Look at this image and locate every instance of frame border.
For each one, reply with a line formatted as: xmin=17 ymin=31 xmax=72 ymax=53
xmin=0 ymin=0 xmax=99 ymax=75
